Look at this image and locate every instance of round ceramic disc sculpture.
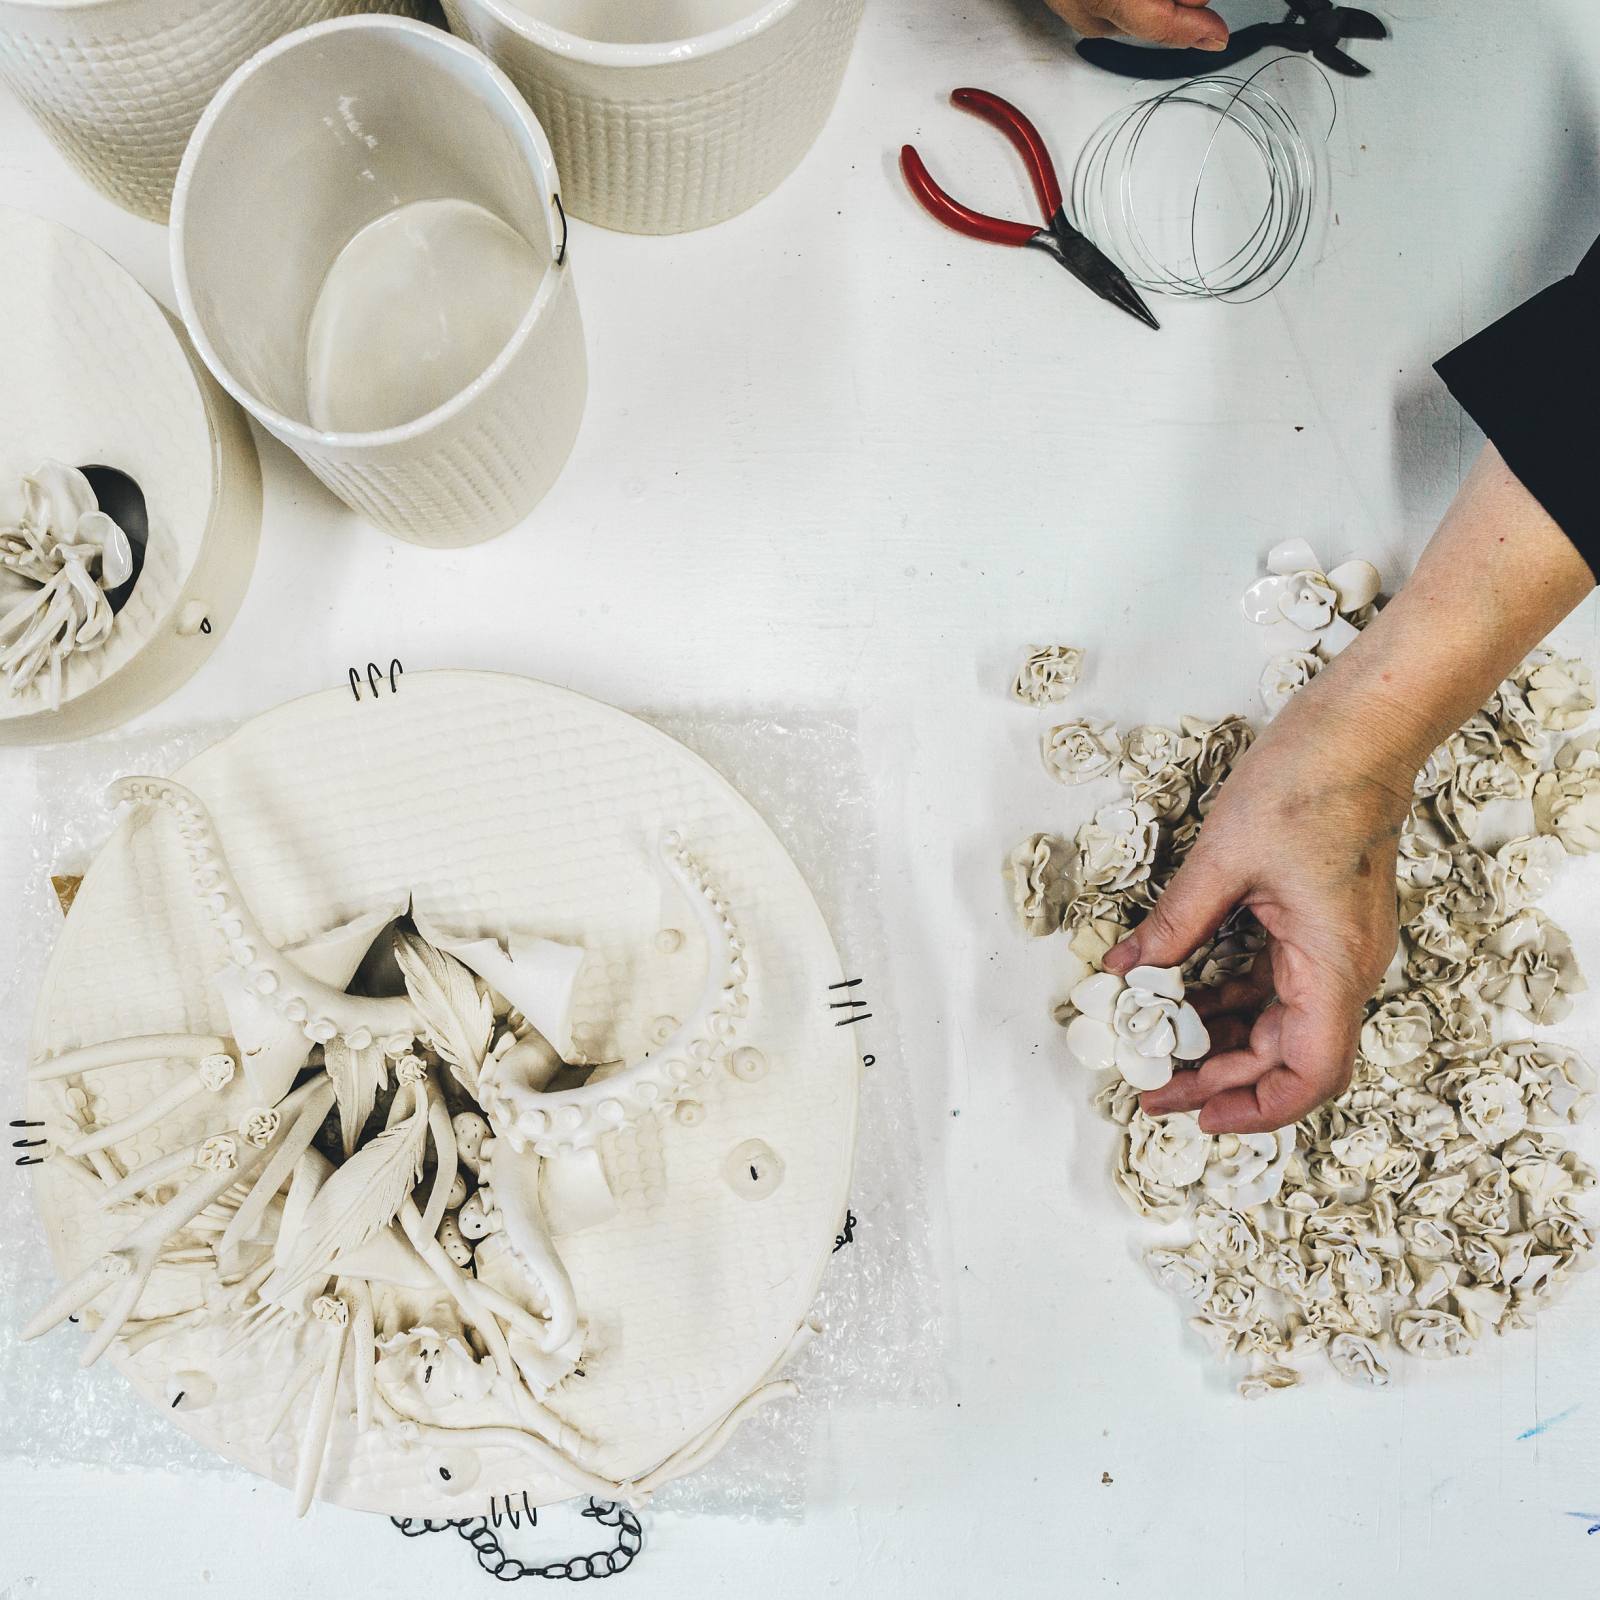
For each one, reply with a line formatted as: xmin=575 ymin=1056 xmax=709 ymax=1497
xmin=22 ymin=672 xmax=861 ymax=1515
xmin=0 ymin=208 xmax=260 ymax=745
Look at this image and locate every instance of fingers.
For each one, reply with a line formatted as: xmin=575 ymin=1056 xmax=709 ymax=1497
xmin=1139 ymin=1018 xmax=1275 ymax=1116
xmin=1114 ymin=0 xmax=1229 ymax=48
xmin=1188 ymin=959 xmax=1273 ymax=1020
xmin=1104 ymin=852 xmax=1240 ymax=976
xmin=1199 ymin=1067 xmax=1333 ymax=1134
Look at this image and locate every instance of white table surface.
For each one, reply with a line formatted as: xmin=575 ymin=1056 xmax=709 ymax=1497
xmin=5 ymin=2 xmax=1600 ymax=1595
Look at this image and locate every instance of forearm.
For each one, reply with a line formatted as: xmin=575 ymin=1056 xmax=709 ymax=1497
xmin=1280 ymin=444 xmax=1593 ymax=784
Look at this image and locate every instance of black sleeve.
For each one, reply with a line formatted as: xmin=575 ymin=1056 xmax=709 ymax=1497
xmin=1434 ymin=234 xmax=1600 ymax=578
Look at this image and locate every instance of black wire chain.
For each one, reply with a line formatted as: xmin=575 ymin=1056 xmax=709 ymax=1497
xmin=392 ymin=1498 xmax=642 ymax=1582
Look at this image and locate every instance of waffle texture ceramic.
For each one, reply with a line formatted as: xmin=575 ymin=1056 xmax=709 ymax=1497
xmin=0 ymin=207 xmax=260 ymax=746
xmin=26 ymin=672 xmax=861 ymax=1514
xmin=171 ymin=16 xmax=587 ymax=549
xmin=0 ymin=0 xmax=426 ymax=222
xmin=440 ymin=0 xmax=865 ymax=234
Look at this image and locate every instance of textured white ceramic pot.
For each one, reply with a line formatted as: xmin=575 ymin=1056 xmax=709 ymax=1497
xmin=439 ymin=0 xmax=865 ymax=234
xmin=172 ymin=16 xmax=586 ymax=550
xmin=0 ymin=0 xmax=425 ymax=223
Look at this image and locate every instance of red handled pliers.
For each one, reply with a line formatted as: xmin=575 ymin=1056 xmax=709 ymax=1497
xmin=900 ymin=88 xmax=1159 ymax=331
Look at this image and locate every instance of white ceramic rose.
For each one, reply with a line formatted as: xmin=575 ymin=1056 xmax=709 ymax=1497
xmin=1075 ymin=799 xmax=1161 ymax=894
xmin=1239 ymin=537 xmax=1380 ymax=660
xmin=1201 ymin=1128 xmax=1295 ymax=1208
xmin=1042 ymin=718 xmax=1122 ymax=785
xmin=1065 ymin=967 xmax=1210 ymax=1090
xmin=1258 ymin=650 xmax=1321 ymax=717
xmin=1012 ymin=644 xmax=1084 ymax=706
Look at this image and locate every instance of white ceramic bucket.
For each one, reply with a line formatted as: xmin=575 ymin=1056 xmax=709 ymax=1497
xmin=0 ymin=0 xmax=426 ymax=222
xmin=171 ymin=16 xmax=586 ymax=550
xmin=440 ymin=0 xmax=865 ymax=234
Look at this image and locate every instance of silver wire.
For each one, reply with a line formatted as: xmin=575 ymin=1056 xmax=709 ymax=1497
xmin=1070 ymin=59 xmax=1336 ymax=304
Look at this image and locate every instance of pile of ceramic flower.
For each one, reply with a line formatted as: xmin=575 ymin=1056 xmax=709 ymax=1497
xmin=1005 ymin=544 xmax=1599 ymax=1396
xmin=0 ymin=460 xmax=132 ymax=707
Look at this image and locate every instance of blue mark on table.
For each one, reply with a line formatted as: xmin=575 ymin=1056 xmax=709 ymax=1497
xmin=1563 ymin=1511 xmax=1600 ymax=1535
xmin=1517 ymin=1403 xmax=1581 ymax=1441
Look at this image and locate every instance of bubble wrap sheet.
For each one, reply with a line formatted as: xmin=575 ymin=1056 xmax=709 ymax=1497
xmin=0 ymin=706 xmax=941 ymax=1521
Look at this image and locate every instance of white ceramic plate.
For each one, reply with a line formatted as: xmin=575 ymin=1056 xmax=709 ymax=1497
xmin=26 ymin=671 xmax=861 ymax=1513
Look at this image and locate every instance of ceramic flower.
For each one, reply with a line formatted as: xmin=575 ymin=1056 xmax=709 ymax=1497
xmin=1238 ymin=1364 xmax=1301 ymax=1399
xmin=1130 ymin=764 xmax=1192 ymax=821
xmin=1438 ymin=757 xmax=1531 ymax=837
xmin=1198 ymin=1273 xmax=1258 ymax=1331
xmin=1126 ymin=1108 xmax=1211 ymax=1187
xmin=1065 ymin=967 xmax=1210 ymax=1090
xmin=1522 ymin=655 xmax=1595 ymax=730
xmin=0 ymin=461 xmax=133 ymax=706
xmin=1194 ymin=1203 xmax=1262 ymax=1263
xmin=1456 ymin=1074 xmax=1528 ymax=1147
xmin=1119 ymin=724 xmax=1188 ymax=780
xmin=1075 ymin=799 xmax=1161 ymax=894
xmin=238 ymin=1106 xmax=281 ymax=1148
xmin=1393 ymin=1308 xmax=1472 ymax=1359
xmin=1494 ymin=835 xmax=1565 ymax=911
xmin=1198 ymin=1129 xmax=1295 ymax=1208
xmin=1240 ymin=538 xmax=1380 ymax=658
xmin=1148 ymin=1246 xmax=1213 ymax=1301
xmin=1358 ymin=996 xmax=1433 ymax=1069
xmin=1259 ymin=651 xmax=1321 ymax=717
xmin=1422 ymin=991 xmax=1493 ymax=1062
xmin=1181 ymin=714 xmax=1254 ymax=811
xmin=375 ymin=1325 xmax=496 ymax=1411
xmin=1004 ymin=833 xmax=1076 ymax=938
xmin=195 ymin=1134 xmax=238 ymax=1173
xmin=1533 ymin=754 xmax=1600 ymax=853
xmin=1328 ymin=1119 xmax=1392 ymax=1175
xmin=1474 ymin=909 xmax=1586 ymax=1024
xmin=1042 ymin=718 xmax=1122 ymax=785
xmin=1112 ymin=1155 xmax=1189 ymax=1222
xmin=1495 ymin=1040 xmax=1595 ymax=1124
xmin=1326 ymin=1331 xmax=1392 ymax=1388
xmin=1063 ymin=893 xmax=1132 ymax=967
xmin=1012 ymin=644 xmax=1084 ymax=706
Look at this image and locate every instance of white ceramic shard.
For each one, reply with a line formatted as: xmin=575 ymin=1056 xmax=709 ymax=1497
xmin=25 ymin=671 xmax=860 ymax=1515
xmin=0 ymin=209 xmax=260 ymax=745
xmin=439 ymin=0 xmax=866 ymax=234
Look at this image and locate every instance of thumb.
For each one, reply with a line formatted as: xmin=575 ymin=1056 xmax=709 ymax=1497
xmin=1118 ymin=0 xmax=1230 ymax=49
xmin=1103 ymin=854 xmax=1240 ymax=975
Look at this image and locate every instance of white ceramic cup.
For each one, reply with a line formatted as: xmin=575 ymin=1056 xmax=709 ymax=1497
xmin=172 ymin=16 xmax=586 ymax=550
xmin=0 ymin=0 xmax=426 ymax=223
xmin=439 ymin=0 xmax=865 ymax=234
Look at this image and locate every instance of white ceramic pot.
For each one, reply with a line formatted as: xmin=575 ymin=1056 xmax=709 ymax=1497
xmin=0 ymin=208 xmax=261 ymax=746
xmin=172 ymin=16 xmax=586 ymax=550
xmin=440 ymin=0 xmax=865 ymax=234
xmin=0 ymin=0 xmax=426 ymax=223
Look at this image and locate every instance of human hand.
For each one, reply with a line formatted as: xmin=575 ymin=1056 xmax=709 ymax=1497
xmin=1103 ymin=685 xmax=1414 ymax=1134
xmin=1045 ymin=0 xmax=1229 ymax=48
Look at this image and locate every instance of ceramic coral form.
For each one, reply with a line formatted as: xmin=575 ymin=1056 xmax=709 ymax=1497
xmin=440 ymin=0 xmax=866 ymax=234
xmin=0 ymin=0 xmax=425 ymax=221
xmin=23 ymin=671 xmax=860 ymax=1513
xmin=0 ymin=208 xmax=259 ymax=746
xmin=172 ymin=17 xmax=585 ymax=549
xmin=0 ymin=462 xmax=132 ymax=705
